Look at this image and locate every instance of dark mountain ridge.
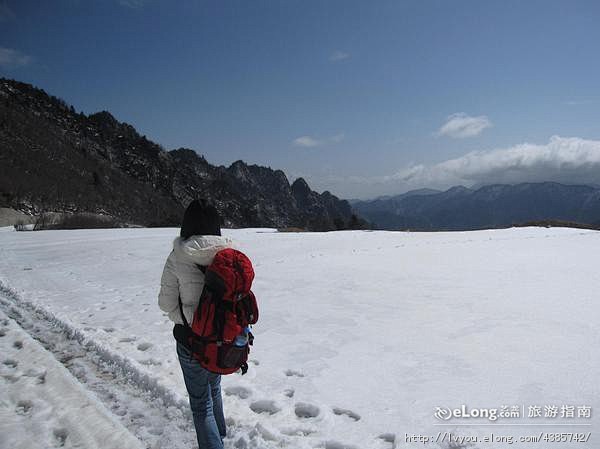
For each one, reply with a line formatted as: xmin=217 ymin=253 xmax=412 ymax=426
xmin=353 ymin=182 xmax=600 ymax=230
xmin=0 ymin=78 xmax=361 ymax=230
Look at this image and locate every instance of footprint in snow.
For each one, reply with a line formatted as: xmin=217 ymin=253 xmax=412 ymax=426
xmin=58 ymin=352 xmax=84 ymax=364
xmin=295 ymin=402 xmax=320 ymax=418
xmin=112 ymin=407 xmax=127 ymax=417
xmin=137 ymin=342 xmax=153 ymax=351
xmin=284 ymin=369 xmax=305 ymax=378
xmin=53 ymin=428 xmax=68 ymax=447
xmin=15 ymin=400 xmax=33 ymax=415
xmin=249 ymin=400 xmax=280 ymax=415
xmin=234 ymin=436 xmax=248 ymax=449
xmin=3 ymin=359 xmax=18 ymax=368
xmin=139 ymin=358 xmax=161 ymax=366
xmin=280 ymin=427 xmax=317 ymax=437
xmin=0 ymin=329 xmax=6 ymax=337
xmin=284 ymin=388 xmax=295 ymax=398
xmin=2 ymin=373 xmax=19 ymax=383
xmin=378 ymin=433 xmax=396 ymax=448
xmin=119 ymin=337 xmax=136 ymax=343
xmin=21 ymin=368 xmax=46 ymax=384
xmin=224 ymin=385 xmax=252 ymax=399
xmin=13 ymin=340 xmax=23 ymax=350
xmin=323 ymin=441 xmax=358 ymax=449
xmin=332 ymin=407 xmax=361 ymax=421
xmin=250 ymin=423 xmax=279 ymax=442
xmin=102 ymin=327 xmax=115 ymax=333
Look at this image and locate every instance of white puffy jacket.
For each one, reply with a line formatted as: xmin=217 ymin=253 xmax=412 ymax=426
xmin=158 ymin=235 xmax=234 ymax=325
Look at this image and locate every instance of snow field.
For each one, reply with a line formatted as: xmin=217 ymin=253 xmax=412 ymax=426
xmin=0 ymin=226 xmax=598 ymax=449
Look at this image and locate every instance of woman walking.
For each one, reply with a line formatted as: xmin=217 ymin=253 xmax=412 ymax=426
xmin=158 ymin=199 xmax=234 ymax=449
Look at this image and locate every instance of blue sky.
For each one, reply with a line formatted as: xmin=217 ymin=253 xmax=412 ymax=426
xmin=1 ymin=0 xmax=600 ymax=199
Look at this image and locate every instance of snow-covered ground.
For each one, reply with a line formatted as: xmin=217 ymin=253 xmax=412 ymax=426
xmin=0 ymin=308 xmax=145 ymax=449
xmin=0 ymin=226 xmax=597 ymax=449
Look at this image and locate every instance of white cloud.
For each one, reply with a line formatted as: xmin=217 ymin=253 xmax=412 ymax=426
xmin=329 ymin=50 xmax=350 ymax=62
xmin=0 ymin=47 xmax=32 ymax=69
xmin=565 ymin=99 xmax=592 ymax=106
xmin=388 ymin=135 xmax=600 ymax=188
xmin=293 ymin=136 xmax=321 ymax=148
xmin=305 ymin=136 xmax=600 ymax=199
xmin=437 ymin=112 xmax=492 ymax=138
xmin=292 ymin=133 xmax=345 ymax=148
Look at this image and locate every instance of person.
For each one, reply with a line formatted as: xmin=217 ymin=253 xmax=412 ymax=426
xmin=158 ymin=199 xmax=234 ymax=449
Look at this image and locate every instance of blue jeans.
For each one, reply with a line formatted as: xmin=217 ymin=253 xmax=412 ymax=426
xmin=177 ymin=342 xmax=226 ymax=449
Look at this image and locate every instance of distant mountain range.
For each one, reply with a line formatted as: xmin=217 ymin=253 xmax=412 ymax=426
xmin=0 ymin=78 xmax=362 ymax=230
xmin=4 ymin=78 xmax=598 ymax=233
xmin=352 ymin=183 xmax=600 ymax=230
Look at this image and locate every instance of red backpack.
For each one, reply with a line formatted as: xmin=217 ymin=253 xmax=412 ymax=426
xmin=178 ymin=248 xmax=259 ymax=375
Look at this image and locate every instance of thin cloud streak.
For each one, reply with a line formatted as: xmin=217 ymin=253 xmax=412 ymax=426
xmin=565 ymin=99 xmax=593 ymax=106
xmin=0 ymin=47 xmax=32 ymax=69
xmin=438 ymin=112 xmax=492 ymax=138
xmin=292 ymin=133 xmax=345 ymax=148
xmin=293 ymin=136 xmax=321 ymax=148
xmin=329 ymin=50 xmax=350 ymax=62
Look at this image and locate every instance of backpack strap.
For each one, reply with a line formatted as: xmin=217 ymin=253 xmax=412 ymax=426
xmin=178 ymin=295 xmax=190 ymax=328
xmin=178 ymin=264 xmax=208 ymax=328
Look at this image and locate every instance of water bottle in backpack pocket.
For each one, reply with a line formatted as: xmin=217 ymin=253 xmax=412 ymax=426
xmin=218 ymin=327 xmax=251 ymax=369
xmin=234 ymin=326 xmax=250 ymax=346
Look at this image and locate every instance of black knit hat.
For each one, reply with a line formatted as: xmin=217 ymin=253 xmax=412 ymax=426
xmin=180 ymin=199 xmax=222 ymax=239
